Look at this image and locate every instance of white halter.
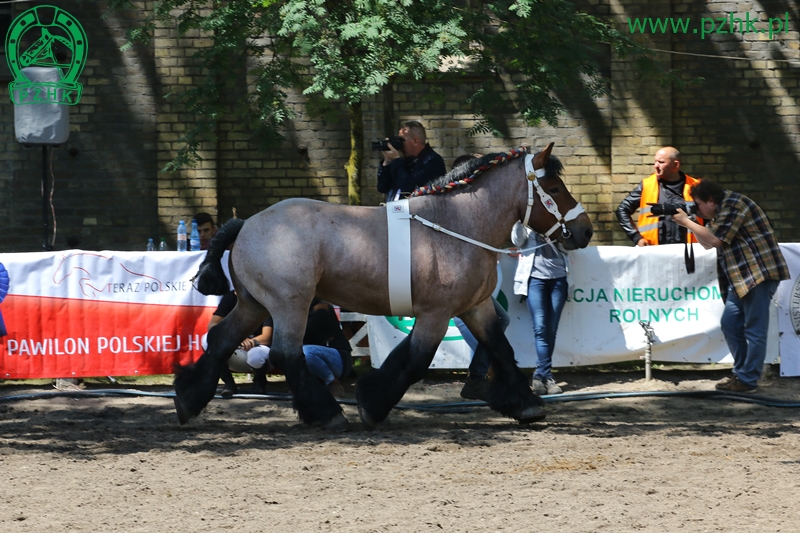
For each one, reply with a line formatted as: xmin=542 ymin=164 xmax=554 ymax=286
xmin=523 ymin=153 xmax=586 ymax=239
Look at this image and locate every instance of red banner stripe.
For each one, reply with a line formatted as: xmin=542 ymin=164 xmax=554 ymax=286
xmin=0 ymin=294 xmax=213 ymax=379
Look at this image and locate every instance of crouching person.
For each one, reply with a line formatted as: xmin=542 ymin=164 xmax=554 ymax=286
xmin=247 ymin=298 xmax=353 ymax=398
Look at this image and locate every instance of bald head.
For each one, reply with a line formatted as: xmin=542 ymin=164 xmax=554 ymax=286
xmin=653 ymin=146 xmax=681 ymax=182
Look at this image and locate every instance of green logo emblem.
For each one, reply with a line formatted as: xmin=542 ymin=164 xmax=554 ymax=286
xmin=5 ymin=5 xmax=87 ymax=105
xmin=385 ymin=291 xmax=510 ymax=341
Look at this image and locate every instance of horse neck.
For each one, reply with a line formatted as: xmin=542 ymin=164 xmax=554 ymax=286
xmin=414 ymin=163 xmax=527 ymax=248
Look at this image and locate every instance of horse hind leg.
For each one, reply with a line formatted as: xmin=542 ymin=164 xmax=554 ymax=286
xmin=268 ymin=313 xmax=346 ymax=430
xmin=273 ymin=349 xmax=348 ymax=430
xmin=173 ymin=345 xmax=229 ymax=424
xmin=173 ymin=298 xmax=265 ymax=424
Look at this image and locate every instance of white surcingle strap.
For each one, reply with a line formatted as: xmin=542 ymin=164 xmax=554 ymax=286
xmin=385 ymin=199 xmax=414 ymax=316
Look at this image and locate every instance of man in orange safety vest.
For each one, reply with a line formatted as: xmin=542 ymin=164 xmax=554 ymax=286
xmin=616 ymin=147 xmax=704 ymax=246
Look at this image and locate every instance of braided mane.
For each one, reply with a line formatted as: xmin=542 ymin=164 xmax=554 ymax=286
xmin=409 ymin=147 xmax=529 ymax=198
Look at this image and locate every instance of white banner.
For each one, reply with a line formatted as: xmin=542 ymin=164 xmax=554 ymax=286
xmin=776 ymin=244 xmax=800 ymax=376
xmin=0 ymin=250 xmax=220 ymax=305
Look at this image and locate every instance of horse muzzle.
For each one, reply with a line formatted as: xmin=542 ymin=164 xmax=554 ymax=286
xmin=560 ymin=212 xmax=593 ymax=250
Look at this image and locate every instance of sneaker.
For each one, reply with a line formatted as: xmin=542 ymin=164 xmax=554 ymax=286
xmin=715 ymin=376 xmax=757 ymax=394
xmin=530 ymin=378 xmax=548 ymax=395
xmin=460 ymin=376 xmax=490 ymax=401
xmin=545 ymin=378 xmax=563 ymax=395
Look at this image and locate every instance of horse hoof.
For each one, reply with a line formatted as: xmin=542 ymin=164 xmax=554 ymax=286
xmin=358 ymin=405 xmax=377 ymax=430
xmin=517 ymin=405 xmax=547 ymax=424
xmin=173 ymin=396 xmax=193 ymax=425
xmin=321 ymin=413 xmax=351 ymax=432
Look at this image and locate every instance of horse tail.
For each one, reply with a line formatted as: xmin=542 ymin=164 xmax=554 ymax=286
xmin=194 ymin=218 xmax=245 ymax=295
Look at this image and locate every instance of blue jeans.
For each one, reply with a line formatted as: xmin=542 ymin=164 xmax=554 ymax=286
xmin=720 ymin=281 xmax=778 ymax=387
xmin=454 ymin=297 xmax=510 ymax=379
xmin=528 ymin=276 xmax=568 ymax=382
xmin=302 ymin=345 xmax=344 ymax=385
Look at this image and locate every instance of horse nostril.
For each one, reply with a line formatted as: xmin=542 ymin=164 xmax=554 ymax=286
xmin=585 ymin=228 xmax=594 ymax=240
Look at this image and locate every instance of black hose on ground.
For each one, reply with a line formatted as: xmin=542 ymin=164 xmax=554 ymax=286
xmin=1 ymin=388 xmax=798 ymax=413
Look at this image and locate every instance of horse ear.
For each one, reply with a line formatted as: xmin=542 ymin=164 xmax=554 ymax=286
xmin=532 ymin=142 xmax=555 ymax=170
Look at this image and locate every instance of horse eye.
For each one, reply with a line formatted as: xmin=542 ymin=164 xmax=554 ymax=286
xmin=548 ymin=187 xmax=560 ymax=194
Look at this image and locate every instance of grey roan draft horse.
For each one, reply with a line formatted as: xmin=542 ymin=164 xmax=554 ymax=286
xmin=175 ymin=143 xmax=593 ymax=429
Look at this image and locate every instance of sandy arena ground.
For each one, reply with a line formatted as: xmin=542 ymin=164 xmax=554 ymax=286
xmin=1 ymin=366 xmax=799 ymax=532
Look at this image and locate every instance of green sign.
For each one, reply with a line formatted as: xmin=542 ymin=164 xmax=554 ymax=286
xmin=5 ymin=5 xmax=87 ymax=105
xmin=385 ymin=290 xmax=510 ymax=341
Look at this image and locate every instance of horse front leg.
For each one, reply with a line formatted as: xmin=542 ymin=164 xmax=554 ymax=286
xmin=356 ymin=313 xmax=448 ymax=428
xmin=460 ymin=299 xmax=546 ymax=424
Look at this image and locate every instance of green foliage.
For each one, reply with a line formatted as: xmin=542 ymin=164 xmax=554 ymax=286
xmin=107 ymin=0 xmax=660 ymax=169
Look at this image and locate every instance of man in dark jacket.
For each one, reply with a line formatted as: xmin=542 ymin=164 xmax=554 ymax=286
xmin=377 ymin=120 xmax=446 ymax=202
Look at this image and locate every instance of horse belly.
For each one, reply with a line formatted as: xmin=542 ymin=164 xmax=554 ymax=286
xmin=315 ymin=235 xmax=392 ymax=315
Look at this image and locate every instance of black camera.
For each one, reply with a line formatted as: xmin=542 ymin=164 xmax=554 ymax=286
xmin=371 ymin=135 xmax=405 ymax=152
xmin=647 ymin=202 xmax=696 ymax=217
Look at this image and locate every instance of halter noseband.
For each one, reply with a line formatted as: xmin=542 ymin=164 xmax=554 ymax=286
xmin=523 ymin=153 xmax=585 ymax=240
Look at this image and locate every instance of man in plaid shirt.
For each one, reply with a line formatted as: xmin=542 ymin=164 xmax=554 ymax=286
xmin=674 ymin=179 xmax=789 ymax=393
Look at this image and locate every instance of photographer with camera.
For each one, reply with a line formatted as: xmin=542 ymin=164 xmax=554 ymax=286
xmin=616 ymin=147 xmax=704 ymax=246
xmin=673 ymin=179 xmax=789 ymax=393
xmin=376 ymin=120 xmax=446 ymax=202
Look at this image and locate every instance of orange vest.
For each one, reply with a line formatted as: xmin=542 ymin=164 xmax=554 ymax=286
xmin=637 ymin=173 xmax=703 ymax=245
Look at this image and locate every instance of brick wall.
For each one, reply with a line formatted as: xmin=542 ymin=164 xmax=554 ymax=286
xmin=152 ymin=12 xmax=221 ymax=244
xmin=1 ymin=1 xmax=159 ymax=252
xmin=606 ymin=0 xmax=800 ymax=242
xmin=1 ymin=0 xmax=799 ymax=253
xmin=668 ymin=0 xmax=800 ymax=235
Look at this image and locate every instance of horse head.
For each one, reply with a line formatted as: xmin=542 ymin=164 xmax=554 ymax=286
xmin=522 ymin=142 xmax=593 ymax=250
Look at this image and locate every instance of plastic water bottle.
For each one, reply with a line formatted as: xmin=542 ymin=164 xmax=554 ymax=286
xmin=190 ymin=219 xmax=200 ymax=252
xmin=146 ymin=238 xmax=156 ymax=252
xmin=159 ymin=238 xmax=168 ymax=251
xmin=177 ymin=220 xmax=187 ymax=252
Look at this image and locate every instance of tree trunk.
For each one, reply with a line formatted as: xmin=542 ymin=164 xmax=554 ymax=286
xmin=383 ymin=76 xmax=395 ymax=135
xmin=346 ymin=101 xmax=363 ymax=205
